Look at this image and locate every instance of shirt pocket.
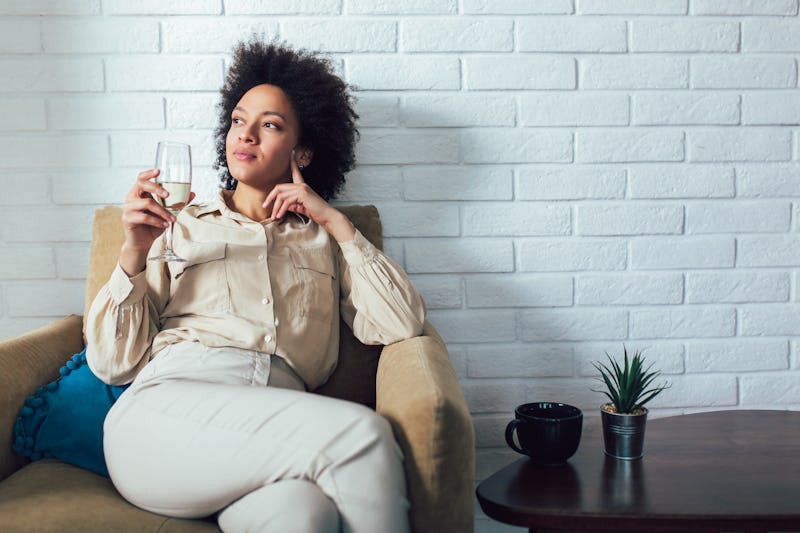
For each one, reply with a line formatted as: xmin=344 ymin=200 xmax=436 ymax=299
xmin=164 ymin=241 xmax=230 ymax=315
xmin=289 ymin=246 xmax=336 ymax=323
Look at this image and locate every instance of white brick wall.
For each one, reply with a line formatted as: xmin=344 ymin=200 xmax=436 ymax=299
xmin=2 ymin=3 xmax=800 ymax=531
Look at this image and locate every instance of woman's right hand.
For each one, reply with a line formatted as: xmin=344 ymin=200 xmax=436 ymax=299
xmin=118 ymin=170 xmax=175 ymax=276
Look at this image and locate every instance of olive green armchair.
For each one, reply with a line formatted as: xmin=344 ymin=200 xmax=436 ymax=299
xmin=0 ymin=205 xmax=475 ymax=532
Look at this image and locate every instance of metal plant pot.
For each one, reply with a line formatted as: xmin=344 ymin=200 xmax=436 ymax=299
xmin=601 ymin=406 xmax=648 ymax=460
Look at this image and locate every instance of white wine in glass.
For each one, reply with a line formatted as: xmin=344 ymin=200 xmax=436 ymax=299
xmin=148 ymin=141 xmax=192 ymax=262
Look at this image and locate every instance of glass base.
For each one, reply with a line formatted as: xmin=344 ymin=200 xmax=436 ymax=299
xmin=148 ymin=249 xmax=186 ymax=262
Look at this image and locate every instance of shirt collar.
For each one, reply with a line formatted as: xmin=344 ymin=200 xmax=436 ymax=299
xmin=195 ymin=189 xmax=309 ymax=225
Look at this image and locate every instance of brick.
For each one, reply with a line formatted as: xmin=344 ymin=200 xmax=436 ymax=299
xmin=518 ymin=166 xmax=625 ymax=200
xmin=736 ymin=164 xmax=800 ymax=197
xmin=744 ymin=19 xmax=800 ymax=52
xmin=166 ymin=94 xmax=219 ymax=129
xmin=353 ymin=94 xmax=400 ymax=127
xmin=405 ymin=238 xmax=513 ymax=273
xmin=741 ymin=304 xmax=800 ymax=335
xmin=473 ymin=415 xmax=515 ymax=448
xmin=0 ymin=174 xmax=49 ymax=205
xmin=630 ymin=307 xmax=736 ymax=339
xmin=632 ymin=92 xmax=739 ymax=126
xmin=347 ymin=0 xmax=455 ymax=14
xmin=378 ymin=203 xmax=459 ymax=237
xmin=43 ymin=19 xmax=158 ymax=53
xmin=631 ymin=20 xmax=738 ymax=52
xmin=338 ymin=166 xmax=402 ymax=201
xmin=692 ymin=56 xmax=796 ymax=89
xmin=282 ymin=19 xmax=395 ymax=53
xmin=741 ymin=374 xmax=800 ymax=405
xmin=0 ymin=0 xmax=99 ymax=15
xmin=0 ymin=58 xmax=103 ymax=92
xmin=693 ymin=0 xmax=797 ymax=16
xmin=403 ymin=94 xmax=515 ymax=127
xmin=687 ymin=272 xmax=790 ymax=304
xmin=356 ymin=131 xmax=460 ymax=164
xmin=346 ymin=56 xmax=460 ymax=90
xmin=689 ymin=128 xmax=792 ymax=162
xmin=467 ymin=344 xmax=574 ymax=378
xmin=461 ymin=379 xmax=528 ymax=413
xmin=403 ymin=166 xmax=512 ymax=201
xmin=687 ymin=340 xmax=789 ymax=372
xmin=110 ymin=131 xmax=215 ymax=168
xmin=520 ymin=309 xmax=628 ymax=341
xmin=576 ymin=204 xmax=683 ymax=236
xmin=463 ymin=203 xmax=571 ymax=236
xmin=163 ymin=19 xmax=279 ymax=53
xmin=107 ymin=56 xmax=224 ymax=92
xmin=55 ymin=245 xmax=91 ymax=280
xmin=576 ymin=273 xmax=683 ymax=305
xmin=0 ymin=248 xmax=55 ymax=280
xmin=462 ymin=129 xmax=572 ymax=164
xmin=0 ymin=135 xmax=108 ymax=169
xmin=52 ymin=168 xmax=133 ymax=205
xmin=574 ymin=342 xmax=685 ymax=377
xmin=49 ymin=96 xmax=165 ymax=130
xmin=427 ymin=309 xmax=517 ymax=343
xmin=577 ymin=0 xmax=687 ymax=14
xmin=104 ymin=0 xmax=221 ymax=14
xmin=523 ymin=378 xmax=602 ymax=412
xmin=577 ymin=130 xmax=684 ymax=163
xmin=7 ymin=282 xmax=86 ymax=317
xmin=743 ymin=91 xmax=800 ymax=125
xmin=466 ymin=56 xmax=575 ymax=90
xmin=0 ymin=19 xmax=40 ymax=53
xmin=521 ymin=93 xmax=628 ymax=126
xmin=686 ymin=201 xmax=790 ymax=234
xmin=466 ymin=0 xmax=572 ymax=13
xmin=1 ymin=206 xmax=94 ymax=243
xmin=382 ymin=238 xmax=404 ymax=266
xmin=631 ymin=237 xmax=735 ymax=269
xmin=0 ymin=99 xmax=46 ymax=131
xmin=409 ymin=274 xmax=462 ymax=309
xmin=519 ymin=17 xmax=626 ymax=52
xmin=651 ymin=375 xmax=738 ymax=408
xmin=466 ymin=274 xmax=573 ymax=308
xmin=0 ymin=318 xmax=60 ymax=340
xmin=629 ymin=164 xmax=735 ymax=199
xmin=738 ymin=235 xmax=800 ymax=267
xmin=580 ymin=57 xmax=688 ymax=89
xmin=402 ymin=18 xmax=512 ymax=52
xmin=518 ymin=239 xmax=627 ymax=272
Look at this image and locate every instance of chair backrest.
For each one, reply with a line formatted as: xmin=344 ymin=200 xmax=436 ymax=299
xmin=84 ymin=204 xmax=384 ymax=407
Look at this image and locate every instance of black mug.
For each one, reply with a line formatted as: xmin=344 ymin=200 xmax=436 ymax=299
xmin=505 ymin=402 xmax=583 ymax=465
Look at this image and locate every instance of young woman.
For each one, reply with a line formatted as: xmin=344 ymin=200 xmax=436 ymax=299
xmin=86 ymin=40 xmax=425 ymax=533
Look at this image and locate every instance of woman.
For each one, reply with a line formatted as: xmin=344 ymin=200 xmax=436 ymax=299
xmin=86 ymin=40 xmax=425 ymax=533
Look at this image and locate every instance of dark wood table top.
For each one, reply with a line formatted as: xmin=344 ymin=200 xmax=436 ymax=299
xmin=476 ymin=410 xmax=800 ymax=533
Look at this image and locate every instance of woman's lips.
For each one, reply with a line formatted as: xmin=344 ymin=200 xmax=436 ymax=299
xmin=233 ymin=151 xmax=255 ymax=160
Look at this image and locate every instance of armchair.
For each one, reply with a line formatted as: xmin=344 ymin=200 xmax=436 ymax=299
xmin=0 ymin=205 xmax=475 ymax=532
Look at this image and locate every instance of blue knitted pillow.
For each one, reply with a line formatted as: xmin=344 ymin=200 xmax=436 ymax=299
xmin=13 ymin=347 xmax=129 ymax=477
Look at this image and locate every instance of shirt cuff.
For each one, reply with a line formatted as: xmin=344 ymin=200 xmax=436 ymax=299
xmin=108 ymin=262 xmax=148 ymax=305
xmin=338 ymin=229 xmax=379 ymax=266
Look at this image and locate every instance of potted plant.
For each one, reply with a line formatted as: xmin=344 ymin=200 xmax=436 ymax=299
xmin=592 ymin=347 xmax=670 ymax=460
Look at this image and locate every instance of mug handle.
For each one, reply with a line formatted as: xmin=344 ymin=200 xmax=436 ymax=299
xmin=505 ymin=419 xmax=524 ymax=454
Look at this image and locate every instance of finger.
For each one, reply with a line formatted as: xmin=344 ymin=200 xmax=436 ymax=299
xmin=291 ymin=151 xmax=305 ymax=184
xmin=127 ymin=197 xmax=175 ymax=222
xmin=123 ymin=210 xmax=171 ymax=229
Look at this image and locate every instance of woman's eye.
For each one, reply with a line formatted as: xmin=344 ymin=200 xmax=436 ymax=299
xmin=263 ymin=122 xmax=279 ymax=130
xmin=232 ymin=117 xmax=243 ymax=125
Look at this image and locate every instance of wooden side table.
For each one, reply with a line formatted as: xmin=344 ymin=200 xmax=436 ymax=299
xmin=476 ymin=410 xmax=800 ymax=533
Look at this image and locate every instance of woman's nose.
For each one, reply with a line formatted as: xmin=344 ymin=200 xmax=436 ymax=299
xmin=239 ymin=126 xmax=256 ymax=143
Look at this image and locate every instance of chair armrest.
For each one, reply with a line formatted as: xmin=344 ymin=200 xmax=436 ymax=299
xmin=0 ymin=315 xmax=84 ymax=481
xmin=376 ymin=321 xmax=475 ymax=533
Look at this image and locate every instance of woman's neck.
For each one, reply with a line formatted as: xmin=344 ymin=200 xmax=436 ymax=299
xmin=226 ymin=183 xmax=272 ymax=222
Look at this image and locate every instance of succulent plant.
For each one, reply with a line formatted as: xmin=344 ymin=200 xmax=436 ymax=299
xmin=592 ymin=347 xmax=670 ymax=414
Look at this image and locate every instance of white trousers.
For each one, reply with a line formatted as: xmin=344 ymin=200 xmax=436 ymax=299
xmin=103 ymin=342 xmax=410 ymax=533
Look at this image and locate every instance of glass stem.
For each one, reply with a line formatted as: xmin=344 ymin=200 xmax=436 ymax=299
xmin=165 ymin=219 xmax=175 ymax=252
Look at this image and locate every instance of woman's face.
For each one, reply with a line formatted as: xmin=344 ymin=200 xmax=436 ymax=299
xmin=225 ymin=83 xmax=300 ymax=188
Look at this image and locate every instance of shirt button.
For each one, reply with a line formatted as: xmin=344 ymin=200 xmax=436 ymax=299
xmin=274 ymin=318 xmax=280 ymax=326
xmin=262 ymin=297 xmax=270 ymax=305
xmin=264 ymin=335 xmax=272 ymax=343
xmin=257 ymin=254 xmax=265 ymax=261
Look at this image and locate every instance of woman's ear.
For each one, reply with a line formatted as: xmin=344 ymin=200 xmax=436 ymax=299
xmin=295 ymin=147 xmax=313 ymax=168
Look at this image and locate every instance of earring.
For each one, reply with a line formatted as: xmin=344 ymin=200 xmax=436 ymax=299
xmin=298 ymin=163 xmax=305 ymax=170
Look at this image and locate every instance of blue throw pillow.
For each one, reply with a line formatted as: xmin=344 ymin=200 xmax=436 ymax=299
xmin=13 ymin=347 xmax=129 ymax=477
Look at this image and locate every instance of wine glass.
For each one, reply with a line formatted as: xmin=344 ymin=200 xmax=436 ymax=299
xmin=148 ymin=141 xmax=192 ymax=262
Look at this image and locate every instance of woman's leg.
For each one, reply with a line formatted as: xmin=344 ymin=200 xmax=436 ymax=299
xmin=104 ymin=380 xmax=409 ymax=533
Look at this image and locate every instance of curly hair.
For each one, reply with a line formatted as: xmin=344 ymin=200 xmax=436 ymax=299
xmin=214 ymin=40 xmax=359 ymax=200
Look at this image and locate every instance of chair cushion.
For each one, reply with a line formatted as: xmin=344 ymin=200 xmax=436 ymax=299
xmin=12 ymin=348 xmax=128 ymax=477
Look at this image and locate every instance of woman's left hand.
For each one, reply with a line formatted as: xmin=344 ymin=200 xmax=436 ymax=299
xmin=263 ymin=156 xmax=356 ymax=242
